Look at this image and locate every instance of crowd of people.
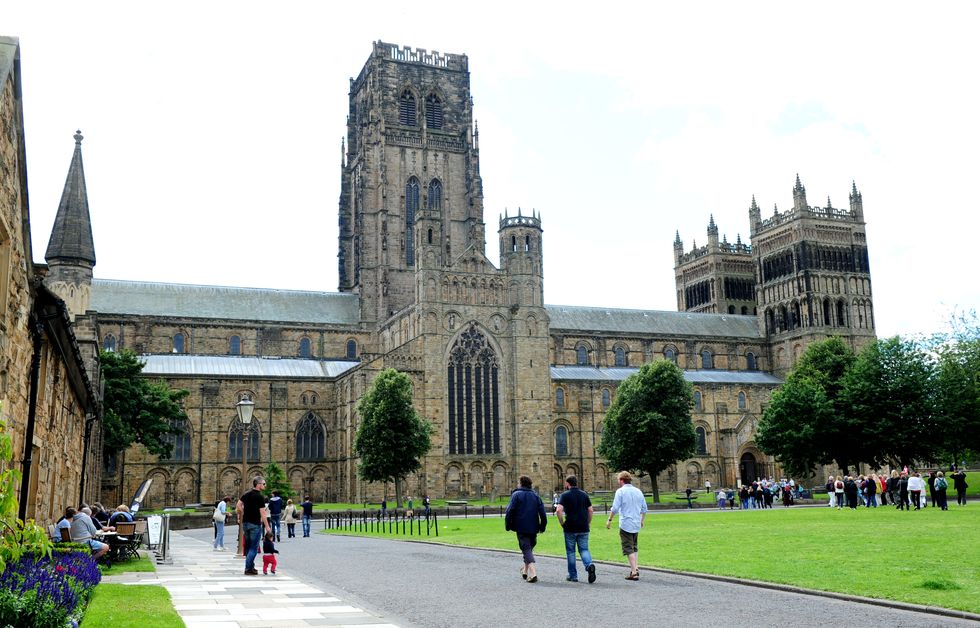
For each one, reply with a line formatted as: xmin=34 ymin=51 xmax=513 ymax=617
xmin=55 ymin=502 xmax=137 ymax=562
xmin=707 ymin=478 xmax=805 ymax=510
xmin=825 ymin=468 xmax=968 ymax=511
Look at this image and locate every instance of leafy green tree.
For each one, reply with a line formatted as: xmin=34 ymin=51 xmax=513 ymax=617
xmin=101 ymin=350 xmax=189 ymax=459
xmin=262 ymin=462 xmax=293 ymax=499
xmin=929 ymin=311 xmax=980 ymax=466
xmin=597 ymin=360 xmax=695 ymax=503
xmin=354 ymin=369 xmax=433 ymax=507
xmin=757 ymin=377 xmax=833 ymax=478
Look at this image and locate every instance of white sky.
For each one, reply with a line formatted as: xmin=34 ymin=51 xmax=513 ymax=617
xmin=7 ymin=2 xmax=980 ymax=339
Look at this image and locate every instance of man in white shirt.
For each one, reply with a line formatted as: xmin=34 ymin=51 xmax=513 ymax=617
xmin=908 ymin=472 xmax=925 ymax=511
xmin=605 ymin=471 xmax=648 ymax=581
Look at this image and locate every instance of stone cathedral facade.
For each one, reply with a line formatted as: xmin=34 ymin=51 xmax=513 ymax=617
xmin=36 ymin=41 xmax=876 ymax=508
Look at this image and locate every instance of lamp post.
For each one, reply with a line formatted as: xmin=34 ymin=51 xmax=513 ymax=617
xmin=235 ymin=395 xmax=255 ymax=557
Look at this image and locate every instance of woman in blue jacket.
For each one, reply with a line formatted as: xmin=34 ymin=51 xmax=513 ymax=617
xmin=505 ymin=475 xmax=547 ymax=583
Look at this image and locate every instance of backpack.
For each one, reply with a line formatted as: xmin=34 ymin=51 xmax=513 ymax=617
xmin=835 ymin=480 xmax=844 ymax=491
xmin=935 ymin=477 xmax=948 ymax=491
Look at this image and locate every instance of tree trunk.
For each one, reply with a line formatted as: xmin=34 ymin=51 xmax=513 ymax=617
xmin=651 ymin=474 xmax=660 ymax=503
xmin=394 ymin=478 xmax=403 ymax=508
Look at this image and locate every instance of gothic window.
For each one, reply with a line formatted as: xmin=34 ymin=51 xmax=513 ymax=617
xmin=601 ymin=388 xmax=611 ymax=408
xmin=738 ymin=391 xmax=747 ymax=410
xmin=746 ymin=352 xmax=757 ymax=371
xmin=614 ymin=346 xmax=627 ymax=367
xmin=229 ymin=335 xmax=241 ymax=355
xmin=576 ymin=344 xmax=589 ymax=366
xmin=447 ymin=323 xmax=500 ymax=455
xmin=299 ymin=337 xmax=312 ymax=358
xmin=555 ymin=425 xmax=569 ymax=457
xmin=664 ymin=347 xmax=677 ymax=364
xmin=555 ymin=388 xmax=565 ymax=408
xmin=399 ymin=90 xmax=416 ymax=126
xmin=163 ymin=419 xmax=191 ymax=461
xmin=837 ymin=300 xmax=847 ymax=326
xmin=406 ymin=177 xmax=420 ymax=266
xmin=693 ymin=390 xmax=703 ymax=411
xmin=102 ymin=334 xmax=116 ymax=352
xmin=301 ymin=394 xmax=308 ymax=406
xmin=228 ymin=420 xmax=260 ymax=461
xmin=346 ymin=339 xmax=357 ymax=359
xmin=695 ymin=426 xmax=707 ymax=455
xmin=427 ymin=179 xmax=443 ymax=211
xmin=701 ymin=350 xmax=714 ymax=369
xmin=425 ymin=94 xmax=443 ymax=129
xmin=173 ymin=333 xmax=186 ymax=354
xmin=295 ymin=412 xmax=325 ymax=460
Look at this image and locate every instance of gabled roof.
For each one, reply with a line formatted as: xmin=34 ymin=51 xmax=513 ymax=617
xmin=139 ymin=354 xmax=359 ymax=379
xmin=545 ymin=304 xmax=762 ymax=338
xmin=90 ymin=279 xmax=361 ymax=325
xmin=45 ymin=131 xmax=96 ymax=265
xmin=550 ymin=365 xmax=782 ymax=386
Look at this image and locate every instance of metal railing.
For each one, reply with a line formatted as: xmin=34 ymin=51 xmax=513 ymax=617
xmin=324 ymin=511 xmax=439 ymax=537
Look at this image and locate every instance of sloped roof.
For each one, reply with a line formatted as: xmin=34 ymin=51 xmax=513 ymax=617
xmin=550 ymin=365 xmax=782 ymax=385
xmin=90 ymin=279 xmax=360 ymax=325
xmin=45 ymin=132 xmax=96 ymax=265
xmin=139 ymin=354 xmax=359 ymax=379
xmin=546 ymin=304 xmax=762 ymax=338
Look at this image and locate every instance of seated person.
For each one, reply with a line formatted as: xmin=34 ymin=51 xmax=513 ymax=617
xmin=108 ymin=504 xmax=135 ymax=526
xmin=91 ymin=502 xmax=112 ymax=526
xmin=68 ymin=508 xmax=109 ymax=561
xmin=56 ymin=507 xmax=75 ymax=535
xmin=81 ymin=506 xmax=113 ymax=532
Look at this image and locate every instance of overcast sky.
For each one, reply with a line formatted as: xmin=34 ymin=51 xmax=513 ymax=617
xmin=7 ymin=2 xmax=979 ymax=339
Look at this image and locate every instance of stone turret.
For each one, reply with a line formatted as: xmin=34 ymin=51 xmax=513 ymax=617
xmin=498 ymin=208 xmax=543 ymax=307
xmin=849 ymin=180 xmax=864 ymax=220
xmin=792 ymin=173 xmax=807 ymax=211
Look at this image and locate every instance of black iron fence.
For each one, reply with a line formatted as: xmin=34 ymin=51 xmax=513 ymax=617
xmin=324 ymin=510 xmax=440 ymax=537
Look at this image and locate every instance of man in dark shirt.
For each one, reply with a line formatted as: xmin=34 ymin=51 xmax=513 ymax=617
xmin=555 ymin=475 xmax=596 ymax=583
xmin=236 ymin=476 xmax=270 ymax=575
xmin=300 ymin=496 xmax=314 ymax=537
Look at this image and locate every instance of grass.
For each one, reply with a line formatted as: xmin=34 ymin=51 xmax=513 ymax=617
xmin=105 ymin=553 xmax=157 ymax=573
xmin=84 ymin=584 xmax=183 ymax=627
xmin=325 ymin=504 xmax=980 ymax=614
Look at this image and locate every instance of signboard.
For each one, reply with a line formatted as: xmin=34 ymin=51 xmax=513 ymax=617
xmin=147 ymin=515 xmax=162 ymax=546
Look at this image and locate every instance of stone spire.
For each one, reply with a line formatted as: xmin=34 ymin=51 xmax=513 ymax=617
xmin=45 ymin=130 xmax=96 ymax=266
xmin=707 ymin=214 xmax=718 ymax=236
xmin=849 ymin=179 xmax=864 ymax=219
xmin=792 ymin=173 xmax=808 ymax=211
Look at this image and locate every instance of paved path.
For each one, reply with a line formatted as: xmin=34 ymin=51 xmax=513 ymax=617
xmin=173 ymin=525 xmax=976 ymax=628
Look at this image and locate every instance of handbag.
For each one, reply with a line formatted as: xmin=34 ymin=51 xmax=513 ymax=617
xmin=213 ymin=507 xmax=225 ymax=523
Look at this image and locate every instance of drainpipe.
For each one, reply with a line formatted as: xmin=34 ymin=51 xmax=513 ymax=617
xmin=18 ymin=317 xmax=44 ymax=522
xmin=78 ymin=414 xmax=98 ymax=504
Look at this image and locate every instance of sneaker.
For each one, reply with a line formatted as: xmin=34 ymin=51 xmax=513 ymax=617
xmin=271 ymin=570 xmax=276 ymax=574
xmin=566 ymin=576 xmax=578 ymax=582
xmin=587 ymin=564 xmax=597 ymax=584
xmin=244 ymin=569 xmax=258 ymax=576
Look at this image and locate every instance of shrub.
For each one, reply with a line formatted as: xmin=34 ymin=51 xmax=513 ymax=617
xmin=0 ymin=551 xmax=101 ymax=627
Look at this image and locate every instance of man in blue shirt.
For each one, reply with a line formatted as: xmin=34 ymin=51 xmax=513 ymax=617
xmin=300 ymin=496 xmax=314 ymax=537
xmin=605 ymin=470 xmax=647 ymax=581
xmin=556 ymin=475 xmax=596 ymax=583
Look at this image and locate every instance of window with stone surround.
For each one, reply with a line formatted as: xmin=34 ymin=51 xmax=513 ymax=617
xmin=173 ymin=333 xmax=186 ymax=354
xmin=399 ymin=90 xmax=417 ymax=126
xmin=229 ymin=335 xmax=241 ymax=355
xmin=103 ymin=334 xmax=117 ymax=352
xmin=228 ymin=420 xmax=260 ymax=461
xmin=425 ymin=94 xmax=443 ymax=129
xmin=602 ymin=388 xmax=611 ymax=408
xmin=555 ymin=425 xmax=569 ymax=457
xmin=427 ymin=179 xmax=442 ymax=211
xmin=447 ymin=323 xmax=500 ymax=455
xmin=738 ymin=391 xmax=747 ymax=410
xmin=576 ymin=344 xmax=589 ymax=366
xmin=695 ymin=426 xmax=707 ymax=455
xmin=346 ymin=339 xmax=357 ymax=359
xmin=295 ymin=412 xmax=325 ymax=460
xmin=555 ymin=387 xmax=565 ymax=408
xmin=700 ymin=349 xmax=714 ymax=369
xmin=163 ymin=419 xmax=191 ymax=461
xmin=746 ymin=352 xmax=757 ymax=370
xmin=406 ymin=177 xmax=419 ymax=266
xmin=664 ymin=345 xmax=678 ymax=364
xmin=614 ymin=346 xmax=627 ymax=367
xmin=693 ymin=390 xmax=703 ymax=411
xmin=299 ymin=337 xmax=312 ymax=358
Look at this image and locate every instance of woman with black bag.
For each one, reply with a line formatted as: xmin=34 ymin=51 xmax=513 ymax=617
xmin=283 ymin=499 xmax=298 ymax=539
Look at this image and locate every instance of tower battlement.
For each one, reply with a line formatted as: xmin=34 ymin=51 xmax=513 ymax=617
xmin=499 ymin=210 xmax=541 ymax=231
xmin=375 ymin=41 xmax=467 ymax=71
xmin=676 ymin=239 xmax=751 ymax=265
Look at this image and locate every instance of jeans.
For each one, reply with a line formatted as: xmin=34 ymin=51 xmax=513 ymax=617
xmin=287 ymin=523 xmax=296 ymax=538
xmin=563 ymin=532 xmax=593 ymax=580
xmin=302 ymin=516 xmax=311 ymax=537
xmin=213 ymin=521 xmax=225 ymax=548
xmin=270 ymin=515 xmax=281 ymax=540
xmin=835 ymin=493 xmax=846 ymax=508
xmin=243 ymin=522 xmax=263 ymax=571
xmin=867 ymin=494 xmax=877 ymax=507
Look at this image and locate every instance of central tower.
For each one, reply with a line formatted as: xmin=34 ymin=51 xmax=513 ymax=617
xmin=338 ymin=41 xmax=485 ymax=324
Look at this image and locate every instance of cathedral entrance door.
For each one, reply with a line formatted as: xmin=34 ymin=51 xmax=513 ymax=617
xmin=739 ymin=453 xmax=758 ymax=486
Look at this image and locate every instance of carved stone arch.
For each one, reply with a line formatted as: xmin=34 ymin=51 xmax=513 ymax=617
xmin=173 ymin=468 xmax=197 ymax=506
xmin=446 ymin=463 xmax=464 ymax=497
xmin=554 ymin=464 xmax=564 ymax=491
xmin=310 ymin=465 xmax=330 ymax=502
xmin=594 ymin=464 xmax=609 ymax=491
xmin=145 ymin=469 xmax=170 ymax=509
xmin=219 ymin=466 xmax=241 ymax=502
xmin=686 ymin=461 xmax=703 ymax=490
xmin=491 ymin=462 xmax=508 ymax=495
xmin=287 ymin=466 xmax=308 ymax=497
xmin=704 ymin=462 xmax=719 ymax=489
xmin=469 ymin=462 xmax=487 ymax=497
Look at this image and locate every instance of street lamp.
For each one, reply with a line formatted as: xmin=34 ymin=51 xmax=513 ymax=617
xmin=235 ymin=395 xmax=255 ymax=557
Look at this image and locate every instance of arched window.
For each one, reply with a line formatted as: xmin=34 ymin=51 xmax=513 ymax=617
xmin=614 ymin=346 xmax=627 ymax=367
xmin=399 ymin=90 xmax=416 ymax=125
xmin=728 ymin=305 xmax=735 ymax=314
xmin=701 ymin=350 xmax=714 ymax=369
xmin=601 ymin=388 xmax=611 ymax=408
xmin=576 ymin=345 xmax=589 ymax=366
xmin=741 ymin=306 xmax=748 ymax=315
xmin=555 ymin=425 xmax=569 ymax=457
xmin=346 ymin=339 xmax=357 ymax=359
xmin=738 ymin=391 xmax=747 ymax=410
xmin=163 ymin=419 xmax=191 ymax=461
xmin=664 ymin=346 xmax=677 ymax=364
xmin=427 ymin=179 xmax=443 ymax=211
xmin=693 ymin=390 xmax=703 ymax=410
xmin=102 ymin=334 xmax=116 ymax=352
xmin=447 ymin=323 xmax=500 ymax=455
xmin=295 ymin=412 xmax=325 ymax=460
xmin=301 ymin=394 xmax=308 ymax=406
xmin=425 ymin=94 xmax=443 ymax=129
xmin=228 ymin=420 xmax=260 ymax=461
xmin=555 ymin=388 xmax=565 ymax=408
xmin=173 ymin=333 xmax=185 ymax=354
xmin=746 ymin=352 xmax=757 ymax=370
xmin=695 ymin=426 xmax=707 ymax=455
xmin=229 ymin=335 xmax=241 ymax=355
xmin=406 ymin=177 xmax=420 ymax=266
xmin=298 ymin=337 xmax=312 ymax=358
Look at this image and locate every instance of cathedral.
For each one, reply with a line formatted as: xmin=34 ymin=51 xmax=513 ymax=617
xmin=34 ymin=41 xmax=876 ymax=508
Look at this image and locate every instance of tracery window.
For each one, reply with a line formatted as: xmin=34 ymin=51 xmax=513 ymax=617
xmin=399 ymin=90 xmax=416 ymax=126
xmin=299 ymin=337 xmax=312 ymax=358
xmin=425 ymin=94 xmax=443 ymax=129
xmin=555 ymin=425 xmax=569 ymax=457
xmin=406 ymin=177 xmax=419 ymax=266
xmin=163 ymin=419 xmax=191 ymax=461
xmin=695 ymin=426 xmax=707 ymax=455
xmin=427 ymin=179 xmax=442 ymax=211
xmin=295 ymin=412 xmax=325 ymax=460
xmin=447 ymin=323 xmax=500 ymax=455
xmin=229 ymin=335 xmax=241 ymax=355
xmin=103 ymin=334 xmax=116 ymax=352
xmin=614 ymin=346 xmax=627 ymax=367
xmin=228 ymin=420 xmax=260 ymax=461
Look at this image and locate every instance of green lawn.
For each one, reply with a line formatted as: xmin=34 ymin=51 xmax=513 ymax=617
xmin=84 ymin=584 xmax=183 ymax=627
xmin=105 ymin=554 xmax=157 ymax=573
xmin=325 ymin=505 xmax=980 ymax=613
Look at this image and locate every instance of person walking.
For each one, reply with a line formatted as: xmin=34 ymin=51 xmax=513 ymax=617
xmin=934 ymin=471 xmax=950 ymax=510
xmin=685 ymin=487 xmax=694 ymax=509
xmin=897 ymin=472 xmax=910 ymax=511
xmin=262 ymin=531 xmax=280 ymax=574
xmin=826 ymin=476 xmax=835 ymax=507
xmin=951 ymin=469 xmax=968 ymax=506
xmin=908 ymin=472 xmax=924 ymax=510
xmin=866 ymin=474 xmax=878 ymax=507
xmin=716 ymin=488 xmax=727 ymax=509
xmin=213 ymin=496 xmax=231 ymax=550
xmin=834 ymin=477 xmax=845 ymax=509
xmin=283 ymin=499 xmax=298 ymax=538
xmin=236 ymin=476 xmax=271 ymax=575
xmin=556 ymin=475 xmax=596 ymax=583
xmin=300 ymin=496 xmax=314 ymax=537
xmin=267 ymin=491 xmax=284 ymax=541
xmin=504 ymin=475 xmax=547 ymax=583
xmin=605 ymin=471 xmax=647 ymax=581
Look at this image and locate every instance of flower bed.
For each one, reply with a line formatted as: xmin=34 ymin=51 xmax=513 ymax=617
xmin=0 ymin=548 xmax=101 ymax=628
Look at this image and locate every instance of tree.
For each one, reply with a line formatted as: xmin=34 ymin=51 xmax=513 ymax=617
xmin=354 ymin=369 xmax=433 ymax=507
xmin=930 ymin=310 xmax=980 ymax=466
xmin=263 ymin=462 xmax=293 ymax=500
xmin=101 ymin=350 xmax=189 ymax=459
xmin=597 ymin=360 xmax=695 ymax=503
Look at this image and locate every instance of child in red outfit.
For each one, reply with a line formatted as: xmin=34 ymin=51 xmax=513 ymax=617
xmin=262 ymin=532 xmax=279 ymax=574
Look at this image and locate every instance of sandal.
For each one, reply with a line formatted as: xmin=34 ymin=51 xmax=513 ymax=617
xmin=625 ymin=571 xmax=639 ymax=581
xmin=521 ymin=567 xmax=527 ymax=580
xmin=528 ymin=575 xmax=538 ymax=583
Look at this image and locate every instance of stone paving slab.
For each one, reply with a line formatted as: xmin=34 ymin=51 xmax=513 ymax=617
xmin=101 ymin=531 xmax=400 ymax=628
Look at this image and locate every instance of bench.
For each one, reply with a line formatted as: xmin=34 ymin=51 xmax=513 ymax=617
xmin=446 ymin=500 xmax=468 ymax=506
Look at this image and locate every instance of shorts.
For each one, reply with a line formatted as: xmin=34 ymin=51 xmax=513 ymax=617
xmin=619 ymin=529 xmax=639 ymax=555
xmin=86 ymin=539 xmax=107 ymax=553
